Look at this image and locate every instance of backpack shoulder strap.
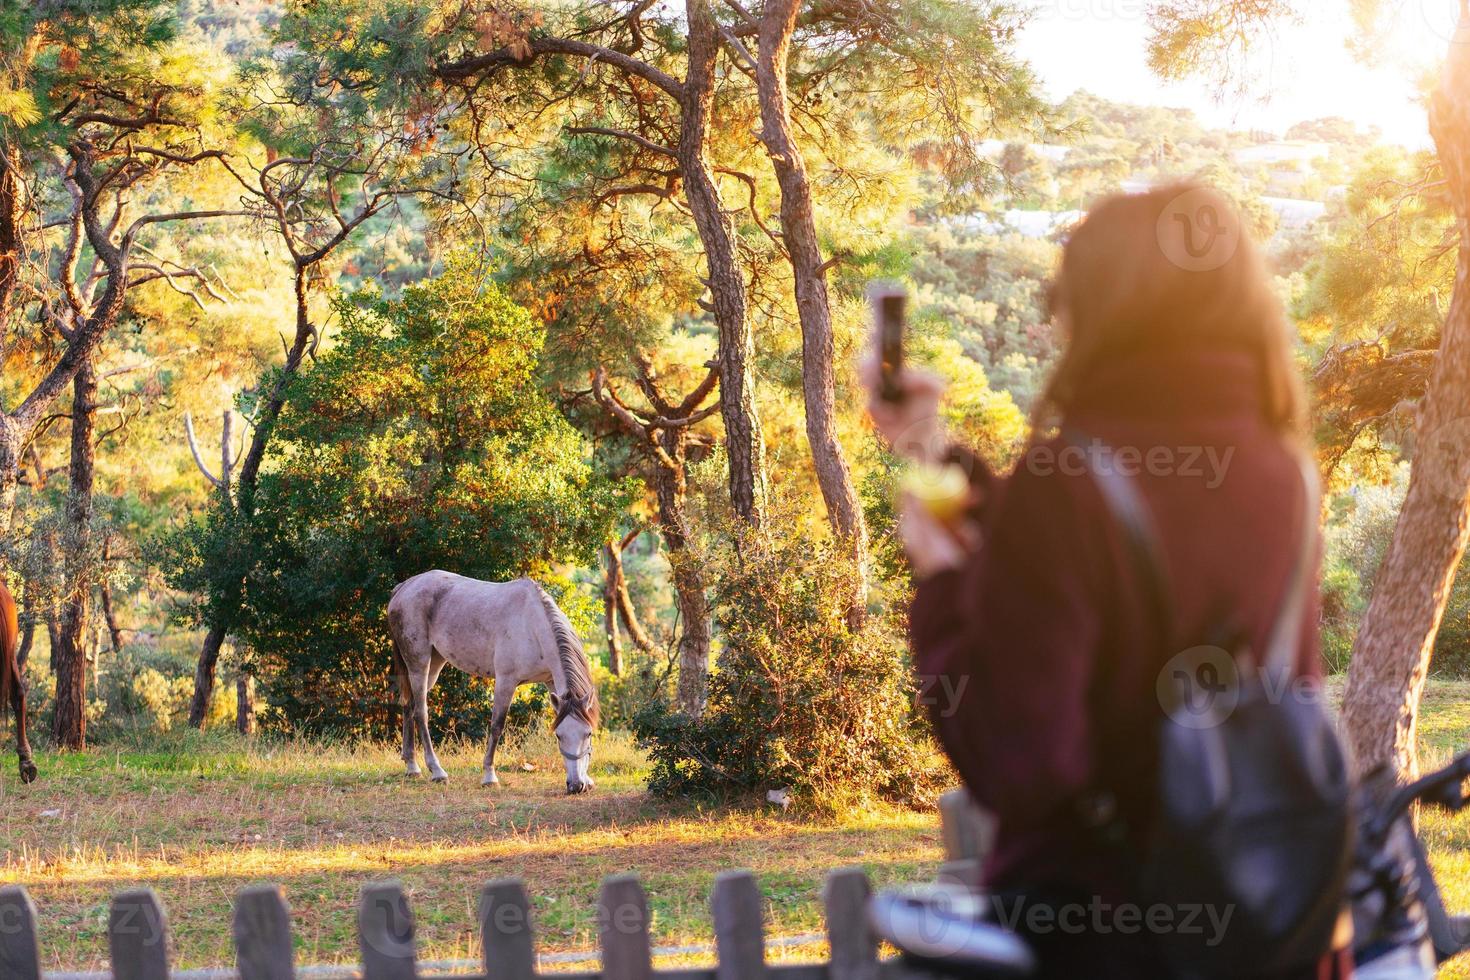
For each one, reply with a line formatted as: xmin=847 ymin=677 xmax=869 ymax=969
xmin=1059 ymin=429 xmax=1175 ymax=650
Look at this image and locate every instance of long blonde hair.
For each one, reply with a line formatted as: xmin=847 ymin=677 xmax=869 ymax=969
xmin=1039 ymin=183 xmax=1307 ymax=439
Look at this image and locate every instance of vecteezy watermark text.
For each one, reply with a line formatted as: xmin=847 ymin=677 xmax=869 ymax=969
xmin=990 ymin=895 xmax=1234 ymax=947
xmin=915 ymin=674 xmax=971 ymax=718
xmin=1025 ymin=438 xmax=1236 ymax=489
xmin=1034 ymin=0 xmax=1148 ymax=22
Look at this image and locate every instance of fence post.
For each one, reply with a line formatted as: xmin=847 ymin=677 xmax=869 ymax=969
xmin=358 ymin=881 xmax=416 ymax=980
xmin=598 ymin=873 xmax=653 ymax=980
xmin=234 ymin=885 xmax=295 ymax=980
xmin=822 ymin=869 xmax=877 ymax=980
xmin=480 ymin=878 xmax=536 ymax=979
xmin=108 ymin=888 xmax=171 ymax=980
xmin=938 ymin=788 xmax=993 ymax=862
xmin=711 ymin=871 xmax=765 ymax=980
xmin=938 ymin=788 xmax=993 ymax=889
xmin=0 ymin=885 xmax=42 ymax=980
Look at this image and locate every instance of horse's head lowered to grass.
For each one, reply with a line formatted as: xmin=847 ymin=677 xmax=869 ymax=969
xmin=551 ymin=689 xmax=598 ymax=794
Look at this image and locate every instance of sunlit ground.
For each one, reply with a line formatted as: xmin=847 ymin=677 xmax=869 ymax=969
xmin=1410 ymin=680 xmax=1470 ymax=979
xmin=0 ymin=726 xmax=941 ymax=972
xmin=8 ymin=683 xmax=1470 ymax=973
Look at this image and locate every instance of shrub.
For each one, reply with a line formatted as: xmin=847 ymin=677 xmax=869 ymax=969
xmin=633 ymin=509 xmax=950 ymax=813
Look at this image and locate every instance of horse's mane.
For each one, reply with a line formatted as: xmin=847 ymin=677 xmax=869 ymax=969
xmin=533 ymin=584 xmax=600 ymax=729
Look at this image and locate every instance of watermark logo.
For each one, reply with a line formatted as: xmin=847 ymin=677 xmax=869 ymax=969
xmin=1157 ymin=186 xmax=1241 ymax=272
xmin=1155 ymin=647 xmax=1327 ymax=728
xmin=1157 ymin=646 xmax=1240 ymax=729
xmin=1421 ymin=0 xmax=1470 ymax=45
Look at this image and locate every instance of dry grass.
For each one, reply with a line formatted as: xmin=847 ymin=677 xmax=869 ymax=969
xmin=10 ymin=681 xmax=1470 ymax=974
xmin=0 ymin=726 xmax=942 ymax=972
xmin=1409 ymin=680 xmax=1470 ymax=979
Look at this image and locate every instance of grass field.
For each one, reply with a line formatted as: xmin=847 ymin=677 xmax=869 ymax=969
xmin=0 ymin=726 xmax=942 ymax=973
xmin=7 ymin=683 xmax=1470 ymax=974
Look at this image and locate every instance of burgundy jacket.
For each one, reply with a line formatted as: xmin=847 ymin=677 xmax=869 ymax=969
xmin=910 ymin=346 xmax=1349 ymax=977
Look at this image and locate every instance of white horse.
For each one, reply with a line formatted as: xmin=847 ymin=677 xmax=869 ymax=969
xmin=387 ymin=571 xmax=600 ymax=793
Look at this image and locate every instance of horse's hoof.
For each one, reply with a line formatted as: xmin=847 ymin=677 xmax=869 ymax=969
xmin=18 ymin=759 xmax=37 ymax=784
xmin=481 ymin=774 xmax=500 ymax=787
xmin=430 ymin=772 xmax=449 ymax=784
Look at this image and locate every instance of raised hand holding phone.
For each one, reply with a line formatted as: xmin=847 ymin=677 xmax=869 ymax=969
xmin=861 ymin=282 xmax=978 ymax=575
xmin=863 ymin=282 xmax=942 ymax=460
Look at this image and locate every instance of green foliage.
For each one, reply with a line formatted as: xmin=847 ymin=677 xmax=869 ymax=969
xmin=633 ymin=504 xmax=950 ymax=813
xmin=1321 ymin=473 xmax=1470 ymax=677
xmin=0 ymin=0 xmax=227 ymax=150
xmin=166 ymin=263 xmax=626 ymax=737
xmin=909 ymin=224 xmax=1058 ymax=410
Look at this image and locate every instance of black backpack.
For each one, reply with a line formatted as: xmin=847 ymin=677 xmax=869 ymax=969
xmin=1075 ymin=433 xmax=1354 ymax=978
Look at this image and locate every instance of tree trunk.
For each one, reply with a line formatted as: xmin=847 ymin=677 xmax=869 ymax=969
xmin=753 ymin=0 xmax=869 ymax=622
xmin=610 ymin=534 xmax=655 ymax=654
xmin=680 ymin=0 xmax=767 ymax=528
xmin=98 ymin=537 xmax=124 ymax=654
xmin=0 ymin=417 xmax=19 ymax=538
xmin=1 ymin=151 xmax=127 ymax=548
xmin=235 ymin=268 xmax=313 ymax=514
xmin=0 ymin=146 xmax=22 ymax=355
xmin=45 ymin=613 xmax=59 ymax=673
xmin=52 ymin=358 xmax=96 ymax=751
xmin=236 ymin=670 xmax=256 ymax=736
xmin=99 ymin=583 xmax=123 ymax=653
xmin=0 ymin=147 xmax=26 ymax=538
xmin=653 ymin=430 xmax=713 ymax=715
xmin=602 ymin=543 xmax=625 ymax=677
xmin=1342 ymin=17 xmax=1470 ymax=778
xmin=16 ymin=614 xmax=32 ymax=670
xmin=188 ymin=623 xmax=228 ymax=728
xmin=188 ymin=267 xmax=313 ymax=725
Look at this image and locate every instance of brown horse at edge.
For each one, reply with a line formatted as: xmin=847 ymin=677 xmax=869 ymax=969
xmin=0 ymin=580 xmax=37 ymax=782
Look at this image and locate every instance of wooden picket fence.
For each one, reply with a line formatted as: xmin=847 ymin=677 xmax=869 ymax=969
xmin=0 ymin=791 xmax=996 ymax=980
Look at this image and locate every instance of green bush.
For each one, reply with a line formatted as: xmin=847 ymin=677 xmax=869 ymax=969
xmin=164 ymin=263 xmax=627 ymax=738
xmin=633 ymin=509 xmax=950 ymax=813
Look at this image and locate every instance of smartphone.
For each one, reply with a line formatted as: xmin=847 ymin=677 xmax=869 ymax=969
xmin=868 ymin=281 xmax=907 ymax=403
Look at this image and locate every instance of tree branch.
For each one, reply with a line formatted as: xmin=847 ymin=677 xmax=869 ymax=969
xmin=435 ymin=36 xmax=685 ymax=101
xmin=566 ymin=126 xmax=677 ymax=158
xmin=183 ymin=412 xmax=224 ymax=489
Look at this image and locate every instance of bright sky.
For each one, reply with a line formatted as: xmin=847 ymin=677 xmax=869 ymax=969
xmin=1015 ymin=0 xmax=1454 ymax=149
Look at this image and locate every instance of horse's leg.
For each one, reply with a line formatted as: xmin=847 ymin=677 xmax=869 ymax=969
xmin=394 ymin=646 xmax=419 ymax=777
xmin=11 ymin=668 xmax=35 ymax=784
xmin=482 ymin=677 xmax=514 ymax=787
xmin=410 ymin=662 xmax=448 ymax=783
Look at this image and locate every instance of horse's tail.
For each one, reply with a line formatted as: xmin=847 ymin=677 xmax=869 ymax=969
xmin=385 ymin=590 xmax=410 ymax=690
xmin=533 ymin=583 xmax=600 ymax=729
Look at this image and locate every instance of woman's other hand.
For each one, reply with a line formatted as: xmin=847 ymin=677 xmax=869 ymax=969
xmin=899 ymin=491 xmax=977 ymax=580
